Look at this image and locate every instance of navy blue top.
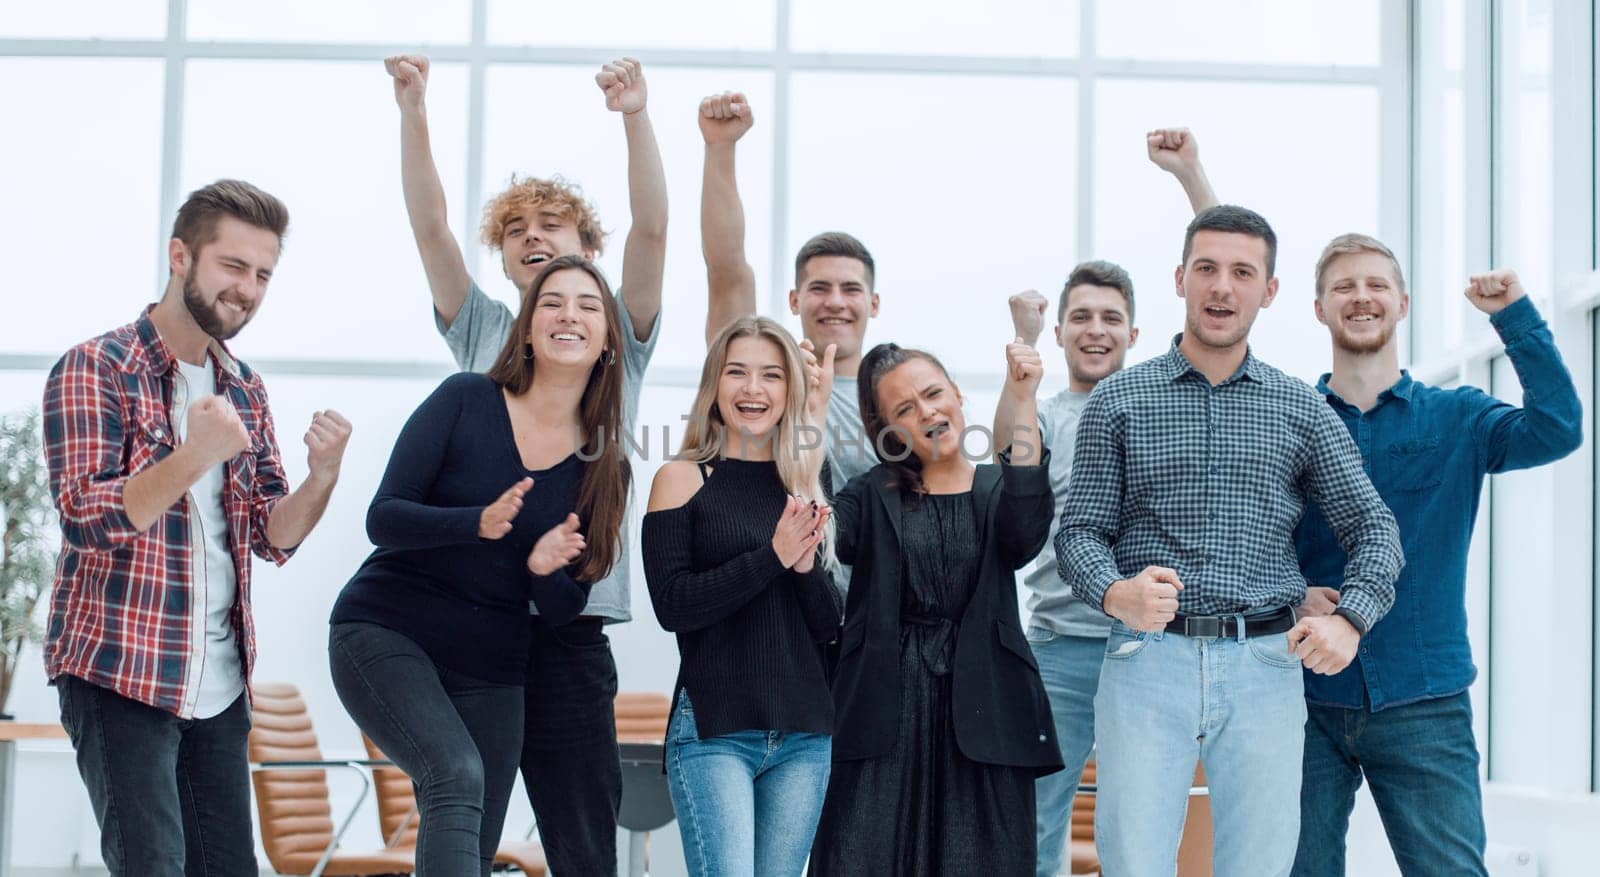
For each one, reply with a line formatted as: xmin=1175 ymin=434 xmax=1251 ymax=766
xmin=331 ymin=372 xmax=590 ymax=684
xmin=1296 ymin=297 xmax=1582 ymax=711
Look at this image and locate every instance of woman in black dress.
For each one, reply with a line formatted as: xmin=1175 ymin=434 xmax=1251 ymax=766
xmin=809 ymin=340 xmax=1063 ymax=875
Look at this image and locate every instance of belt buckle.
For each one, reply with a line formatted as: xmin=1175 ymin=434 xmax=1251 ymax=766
xmin=1183 ymin=616 xmax=1223 ymax=639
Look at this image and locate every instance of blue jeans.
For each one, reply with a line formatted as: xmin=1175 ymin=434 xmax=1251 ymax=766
xmin=329 ymin=622 xmax=524 ymax=877
xmin=1292 ymin=691 xmax=1487 ymax=877
xmin=1094 ymin=621 xmax=1307 ymax=877
xmin=1027 ymin=629 xmax=1104 ymax=877
xmin=56 ymin=675 xmax=255 ymax=876
xmin=666 ymin=692 xmax=831 ymax=876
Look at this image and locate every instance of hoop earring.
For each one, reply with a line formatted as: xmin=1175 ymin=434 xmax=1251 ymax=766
xmin=522 ymin=343 xmax=534 ymax=361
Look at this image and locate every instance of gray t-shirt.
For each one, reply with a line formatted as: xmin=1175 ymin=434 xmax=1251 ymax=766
xmin=823 ymin=375 xmax=875 ymax=494
xmin=1027 ymin=387 xmax=1112 ymax=638
xmin=435 ymin=279 xmax=659 ymax=623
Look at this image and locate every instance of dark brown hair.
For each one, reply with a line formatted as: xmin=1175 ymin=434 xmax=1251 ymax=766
xmin=1059 ymin=259 xmax=1136 ymax=324
xmin=486 ymin=255 xmax=629 ymax=583
xmin=794 ymin=231 xmax=876 ymax=289
xmin=170 ymin=179 xmax=290 ymax=259
xmin=1182 ymin=204 xmax=1278 ymax=277
xmin=857 ymin=342 xmax=957 ymax=498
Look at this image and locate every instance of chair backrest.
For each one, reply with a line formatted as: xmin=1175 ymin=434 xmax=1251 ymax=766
xmin=248 ymin=682 xmax=338 ymax=875
xmin=362 ymin=735 xmax=420 ymax=849
xmin=615 ymin=691 xmax=671 ymax=743
xmin=1070 ymin=760 xmax=1095 ymax=842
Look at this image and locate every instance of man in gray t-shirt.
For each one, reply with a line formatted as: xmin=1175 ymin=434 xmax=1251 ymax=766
xmin=387 ymin=53 xmax=671 ymax=874
xmin=995 ymin=263 xmax=1140 ymax=877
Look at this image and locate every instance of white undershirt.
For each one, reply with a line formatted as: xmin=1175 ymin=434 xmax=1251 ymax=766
xmin=174 ymin=358 xmax=244 ymax=719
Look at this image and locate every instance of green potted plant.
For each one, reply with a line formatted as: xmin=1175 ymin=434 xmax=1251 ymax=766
xmin=0 ymin=409 xmax=53 ymax=719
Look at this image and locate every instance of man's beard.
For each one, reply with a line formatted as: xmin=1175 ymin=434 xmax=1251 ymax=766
xmin=1331 ymin=316 xmax=1396 ymax=354
xmin=183 ymin=272 xmax=247 ymax=341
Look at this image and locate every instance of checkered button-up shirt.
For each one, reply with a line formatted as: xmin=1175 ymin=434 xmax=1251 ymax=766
xmin=42 ymin=307 xmax=295 ymax=717
xmin=1057 ymin=337 xmax=1402 ymax=629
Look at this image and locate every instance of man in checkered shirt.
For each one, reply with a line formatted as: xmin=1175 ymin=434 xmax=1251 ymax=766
xmin=42 ymin=180 xmax=351 ymax=874
xmin=1057 ymin=205 xmax=1403 ymax=877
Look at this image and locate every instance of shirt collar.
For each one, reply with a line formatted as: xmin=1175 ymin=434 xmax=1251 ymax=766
xmin=131 ymin=305 xmax=245 ymax=385
xmin=1315 ymin=370 xmax=1414 ymax=408
xmin=1162 ymin=333 xmax=1263 ymax=385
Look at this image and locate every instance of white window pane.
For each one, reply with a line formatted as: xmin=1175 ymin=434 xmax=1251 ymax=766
xmin=180 ymin=60 xmax=471 ymax=363
xmin=0 ymin=0 xmax=166 ymax=39
xmin=1493 ymin=0 xmax=1553 ymax=314
xmin=487 ymin=0 xmax=774 ymax=51
xmin=482 ymin=64 xmax=775 ymax=373
xmin=1097 ymin=0 xmax=1380 ymax=66
xmin=791 ymin=0 xmax=1077 ymax=57
xmin=1414 ymin=0 xmax=1471 ymax=359
xmin=1092 ymin=79 xmax=1380 ymax=383
xmin=1487 ymin=355 xmax=1556 ymax=786
xmin=0 ymin=59 xmax=164 ymax=356
xmin=188 ymin=0 xmax=470 ymax=43
xmin=787 ymin=72 xmax=1076 ymax=376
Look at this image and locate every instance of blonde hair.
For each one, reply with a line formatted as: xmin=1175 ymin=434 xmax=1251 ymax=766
xmin=1314 ymin=233 xmax=1406 ymax=299
xmin=679 ymin=317 xmax=835 ymax=569
xmin=479 ymin=174 xmax=606 ymax=255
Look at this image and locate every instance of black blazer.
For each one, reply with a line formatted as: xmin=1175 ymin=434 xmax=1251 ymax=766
xmin=828 ymin=452 xmax=1064 ymax=775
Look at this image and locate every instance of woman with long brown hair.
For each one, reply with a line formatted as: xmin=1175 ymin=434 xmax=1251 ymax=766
xmin=642 ymin=316 xmax=841 ymax=876
xmin=328 ymin=254 xmax=629 ymax=875
xmin=809 ymin=340 xmax=1062 ymax=875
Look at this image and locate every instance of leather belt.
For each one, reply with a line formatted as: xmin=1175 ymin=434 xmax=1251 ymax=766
xmin=1165 ymin=606 xmax=1296 ymax=639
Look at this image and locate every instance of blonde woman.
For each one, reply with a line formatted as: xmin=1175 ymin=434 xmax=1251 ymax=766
xmin=642 ymin=316 xmax=840 ymax=876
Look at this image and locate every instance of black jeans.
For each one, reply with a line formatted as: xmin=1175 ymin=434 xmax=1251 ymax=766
xmin=55 ymin=674 xmax=255 ymax=876
xmin=522 ymin=616 xmax=622 ymax=873
xmin=329 ymin=621 xmax=524 ymax=877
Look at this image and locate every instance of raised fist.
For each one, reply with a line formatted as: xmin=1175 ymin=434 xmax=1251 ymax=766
xmin=596 ymin=57 xmax=647 ymax=115
xmin=1464 ymin=269 xmax=1526 ymax=315
xmin=699 ymin=91 xmax=754 ymax=145
xmin=384 ymin=54 xmax=430 ymax=115
xmin=1146 ymin=127 xmax=1200 ymax=176
xmin=1008 ymin=290 xmax=1048 ymax=345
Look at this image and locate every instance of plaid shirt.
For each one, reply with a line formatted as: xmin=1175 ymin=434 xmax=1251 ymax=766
xmin=1057 ymin=337 xmax=1402 ymax=629
xmin=42 ymin=307 xmax=295 ymax=718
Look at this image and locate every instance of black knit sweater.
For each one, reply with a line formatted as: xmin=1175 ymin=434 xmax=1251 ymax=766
xmin=641 ymin=458 xmax=842 ymax=738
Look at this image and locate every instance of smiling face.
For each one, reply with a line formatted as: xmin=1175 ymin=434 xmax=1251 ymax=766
xmin=789 ymin=255 xmax=878 ymax=366
xmin=1057 ymin=284 xmax=1138 ymax=391
xmin=501 ymin=207 xmax=592 ymax=292
xmin=172 ymin=215 xmax=280 ymax=341
xmin=525 ymin=267 xmax=609 ymax=369
xmin=1315 ymin=251 xmax=1408 ymax=354
xmin=1176 ymin=230 xmax=1279 ymax=352
xmin=874 ymin=357 xmax=965 ymax=466
xmin=716 ymin=335 xmax=789 ymax=448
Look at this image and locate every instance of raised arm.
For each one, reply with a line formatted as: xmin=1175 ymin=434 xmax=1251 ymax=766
xmin=387 ymin=54 xmax=473 ymax=327
xmin=597 ymin=58 xmax=667 ymax=340
xmin=1462 ymin=270 xmax=1585 ymax=470
xmin=1147 ymin=127 xmax=1218 ymax=214
xmin=699 ymin=91 xmax=758 ymax=344
xmin=992 ymin=290 xmax=1047 ymax=462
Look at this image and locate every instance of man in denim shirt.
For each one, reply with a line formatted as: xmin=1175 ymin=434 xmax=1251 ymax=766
xmin=1289 ymin=236 xmax=1582 ymax=876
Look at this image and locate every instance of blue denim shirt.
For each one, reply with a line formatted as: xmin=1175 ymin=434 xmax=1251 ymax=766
xmin=1295 ymin=297 xmax=1582 ymax=711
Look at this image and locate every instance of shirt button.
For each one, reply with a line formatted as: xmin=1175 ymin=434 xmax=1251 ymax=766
xmin=1038 ymin=733 xmax=1048 ymax=742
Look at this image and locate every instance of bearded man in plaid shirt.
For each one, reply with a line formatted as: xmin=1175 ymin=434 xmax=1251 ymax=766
xmin=42 ymin=179 xmax=351 ymax=874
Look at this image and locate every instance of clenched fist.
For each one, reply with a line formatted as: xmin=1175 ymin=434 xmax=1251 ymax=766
xmin=1004 ymin=337 xmax=1044 ymax=401
xmin=384 ymin=54 xmax=430 ymax=115
xmin=1008 ymin=290 xmax=1048 ymax=346
xmin=1464 ymin=269 xmax=1527 ymax=315
xmin=699 ymin=91 xmax=754 ymax=145
xmin=1103 ymin=566 xmax=1184 ymax=632
xmin=1146 ymin=127 xmax=1201 ymax=176
xmin=185 ymin=395 xmax=250 ymax=468
xmin=303 ymin=409 xmax=351 ymax=485
xmin=596 ymin=57 xmax=647 ymax=115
